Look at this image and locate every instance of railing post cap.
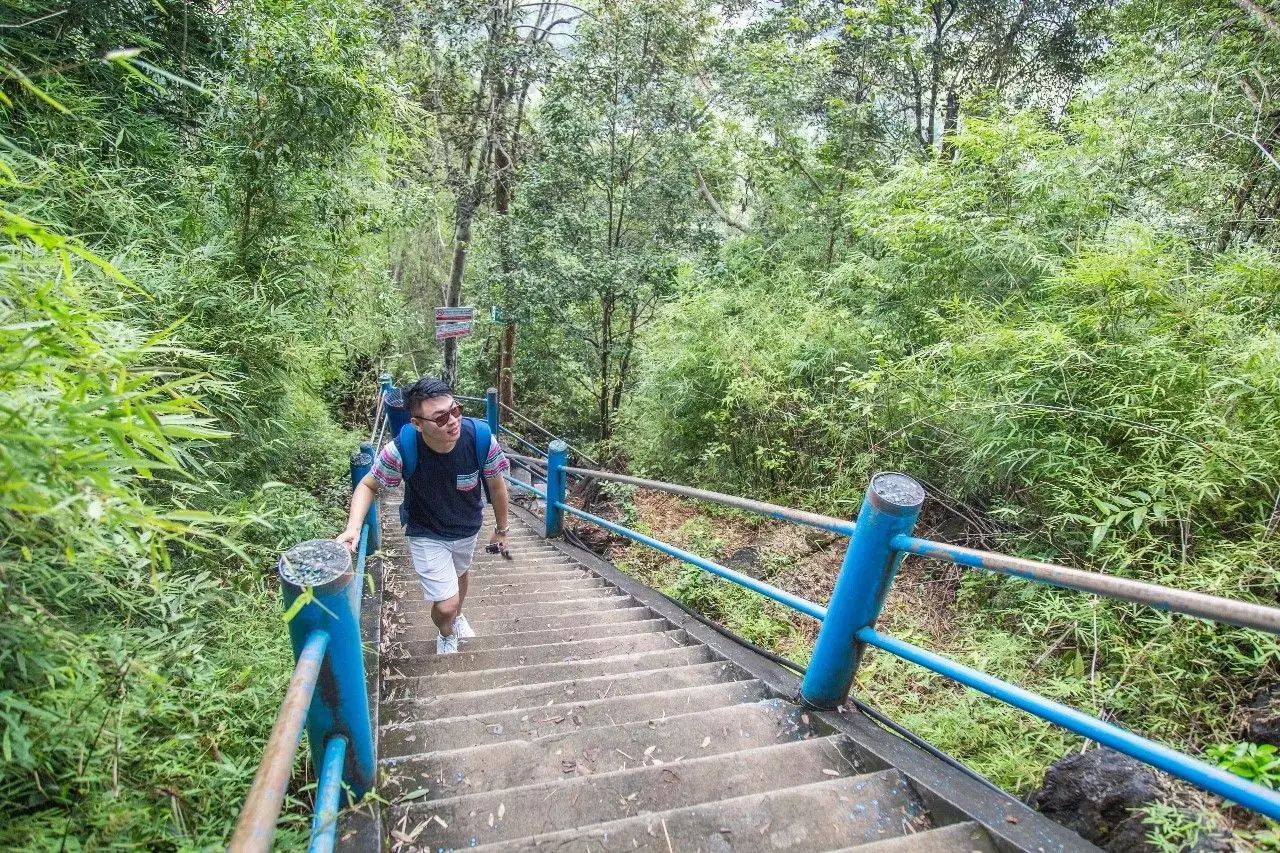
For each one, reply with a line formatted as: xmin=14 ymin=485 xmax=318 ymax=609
xmin=351 ymin=447 xmax=373 ymax=466
xmin=486 ymin=386 xmax=498 ymax=395
xmin=549 ymin=439 xmax=568 ymax=454
xmin=279 ymin=539 xmax=353 ymax=593
xmin=868 ymin=472 xmax=925 ymax=515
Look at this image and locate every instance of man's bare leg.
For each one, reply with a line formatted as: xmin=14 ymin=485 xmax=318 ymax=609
xmin=432 ymin=593 xmax=461 ymax=637
xmin=457 ymin=570 xmax=469 ymax=610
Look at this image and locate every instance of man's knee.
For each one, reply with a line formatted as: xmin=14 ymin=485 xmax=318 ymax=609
xmin=434 ymin=596 xmax=461 ymax=621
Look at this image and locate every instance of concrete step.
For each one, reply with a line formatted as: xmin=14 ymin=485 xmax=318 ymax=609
xmin=382 ymin=630 xmax=693 ymax=678
xmin=469 ymin=548 xmax=570 ymax=560
xmin=389 ymin=736 xmax=873 ymax=847
xmin=391 ymin=604 xmax=658 ymax=642
xmin=836 ymin=820 xmax=998 ymax=852
xmin=380 ymin=643 xmax=718 ymax=701
xmin=395 ymin=593 xmax=638 ymax=621
xmin=466 ymin=770 xmax=925 ymax=852
xmin=384 ymin=617 xmax=672 ymax=657
xmin=381 ymin=678 xmax=771 ymax=755
xmin=464 ymin=572 xmax=602 ymax=592
xmin=379 ymin=698 xmax=823 ymax=797
xmin=380 ymin=660 xmax=749 ymax=725
xmin=461 ymin=586 xmax=618 ymax=608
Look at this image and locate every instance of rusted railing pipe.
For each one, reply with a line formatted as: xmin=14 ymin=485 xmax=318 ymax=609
xmin=894 ymin=536 xmax=1280 ymax=635
xmin=228 ymin=629 xmax=330 ymax=852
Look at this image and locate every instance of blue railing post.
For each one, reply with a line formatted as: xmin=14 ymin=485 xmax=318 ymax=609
xmin=279 ymin=539 xmax=375 ymax=800
xmin=378 ymin=371 xmax=394 ymax=395
xmin=800 ymin=472 xmax=925 ymax=709
xmin=545 ymin=440 xmax=569 ymax=538
xmin=351 ymin=445 xmax=378 ymax=552
xmin=485 ymin=386 xmax=500 ymax=436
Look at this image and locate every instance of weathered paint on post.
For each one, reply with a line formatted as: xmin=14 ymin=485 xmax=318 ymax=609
xmin=228 ymin=629 xmax=330 ymax=852
xmin=485 ymin=386 xmax=500 ymax=437
xmin=383 ymin=383 xmax=410 ymax=435
xmin=351 ymin=445 xmax=378 ymax=552
xmin=545 ymin=440 xmax=569 ymax=538
xmin=279 ymin=539 xmax=376 ymax=800
xmin=800 ymin=472 xmax=925 ymax=709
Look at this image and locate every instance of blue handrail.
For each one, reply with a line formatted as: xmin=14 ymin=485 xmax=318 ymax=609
xmin=525 ymin=422 xmax=1280 ymax=822
xmin=231 ymin=435 xmax=379 ymax=849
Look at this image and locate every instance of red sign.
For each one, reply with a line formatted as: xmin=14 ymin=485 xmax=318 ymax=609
xmin=435 ymin=306 xmax=474 ymax=322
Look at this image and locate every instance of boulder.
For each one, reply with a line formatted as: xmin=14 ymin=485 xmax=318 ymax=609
xmin=1244 ymin=684 xmax=1280 ymax=746
xmin=725 ymin=546 xmax=763 ymax=578
xmin=1027 ymin=747 xmax=1160 ymax=849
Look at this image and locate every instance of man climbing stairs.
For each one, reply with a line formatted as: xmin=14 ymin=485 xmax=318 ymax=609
xmin=370 ymin=497 xmax=1093 ymax=851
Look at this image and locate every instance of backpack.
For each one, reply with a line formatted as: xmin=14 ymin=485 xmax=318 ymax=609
xmin=395 ymin=416 xmax=495 ymax=508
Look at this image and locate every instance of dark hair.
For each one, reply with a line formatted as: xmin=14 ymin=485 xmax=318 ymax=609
xmin=404 ymin=376 xmax=453 ymax=417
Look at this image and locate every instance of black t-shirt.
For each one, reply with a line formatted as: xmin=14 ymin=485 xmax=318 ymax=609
xmin=399 ymin=419 xmax=484 ymax=540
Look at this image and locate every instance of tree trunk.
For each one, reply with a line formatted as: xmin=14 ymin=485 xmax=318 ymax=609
xmin=442 ymin=194 xmax=475 ymax=387
xmin=940 ymin=89 xmax=960 ymax=161
xmin=499 ymin=321 xmax=516 ymax=409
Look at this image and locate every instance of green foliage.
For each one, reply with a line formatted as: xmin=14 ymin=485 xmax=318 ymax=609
xmin=1 ymin=0 xmax=405 ymax=845
xmin=1208 ymin=742 xmax=1280 ymax=790
xmin=1142 ymin=803 xmax=1213 ymax=853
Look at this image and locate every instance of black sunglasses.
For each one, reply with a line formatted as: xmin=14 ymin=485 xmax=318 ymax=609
xmin=413 ymin=403 xmax=462 ymax=428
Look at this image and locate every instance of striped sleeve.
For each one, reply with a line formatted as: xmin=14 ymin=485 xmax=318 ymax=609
xmin=371 ymin=440 xmax=403 ymax=489
xmin=482 ymin=436 xmax=510 ymax=479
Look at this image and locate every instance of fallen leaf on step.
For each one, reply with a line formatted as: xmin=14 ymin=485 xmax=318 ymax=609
xmin=498 ymin=802 xmax=506 ymax=820
xmin=643 ymin=745 xmax=656 ymax=757
xmin=800 ymin=714 xmax=809 ymax=725
xmin=390 ymin=830 xmax=415 ymax=844
xmin=822 ymin=769 xmax=839 ymax=776
xmin=488 ymin=813 xmax=495 ymax=828
xmin=398 ymin=788 xmax=430 ymax=802
xmin=700 ymin=737 xmax=710 ymax=748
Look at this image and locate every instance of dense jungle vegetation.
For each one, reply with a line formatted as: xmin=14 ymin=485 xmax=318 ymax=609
xmin=3 ymin=0 xmax=1279 ymax=848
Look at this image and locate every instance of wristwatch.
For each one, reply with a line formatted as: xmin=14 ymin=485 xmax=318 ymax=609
xmin=495 ymin=526 xmax=509 ymax=535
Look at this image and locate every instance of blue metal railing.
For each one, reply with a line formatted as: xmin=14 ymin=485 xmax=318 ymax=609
xmin=234 ymin=377 xmax=1280 ymax=848
xmin=507 ymin=419 xmax=1280 ymax=821
xmin=230 ymin=389 xmax=389 ymax=850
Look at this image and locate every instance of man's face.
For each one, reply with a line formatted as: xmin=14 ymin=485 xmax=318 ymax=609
xmin=413 ymin=395 xmax=462 ymax=441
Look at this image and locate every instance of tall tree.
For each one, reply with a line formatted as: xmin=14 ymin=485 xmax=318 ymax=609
xmin=511 ymin=0 xmax=719 ymax=440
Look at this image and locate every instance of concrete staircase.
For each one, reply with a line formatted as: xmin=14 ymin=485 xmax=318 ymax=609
xmin=372 ymin=501 xmax=1093 ymax=852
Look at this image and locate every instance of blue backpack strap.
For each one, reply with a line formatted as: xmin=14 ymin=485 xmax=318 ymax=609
xmin=395 ymin=422 xmax=419 ymax=478
xmin=467 ymin=417 xmax=494 ymax=505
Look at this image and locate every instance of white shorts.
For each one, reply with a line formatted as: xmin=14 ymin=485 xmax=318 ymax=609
xmin=407 ymin=534 xmax=478 ymax=602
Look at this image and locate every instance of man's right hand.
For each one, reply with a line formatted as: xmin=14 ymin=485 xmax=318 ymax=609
xmin=336 ymin=527 xmax=361 ymax=552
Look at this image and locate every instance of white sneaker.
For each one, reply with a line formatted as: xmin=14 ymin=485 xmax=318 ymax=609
xmin=454 ymin=614 xmax=476 ymax=639
xmin=436 ymin=633 xmax=459 ymax=655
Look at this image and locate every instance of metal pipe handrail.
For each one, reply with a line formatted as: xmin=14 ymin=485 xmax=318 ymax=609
xmin=859 ymin=627 xmax=1280 ymax=820
xmin=505 ymin=476 xmax=547 ymax=500
xmin=498 ymin=401 xmax=602 ymax=468
xmin=557 ymin=502 xmax=828 ymax=620
xmin=228 ymin=629 xmax=331 ymax=851
xmin=894 ymin=536 xmax=1280 ymax=635
xmin=500 ymin=427 xmax=550 ymax=459
xmin=560 ymin=466 xmax=857 ymax=537
xmin=455 ymin=394 xmax=485 ymax=403
xmin=308 ymin=735 xmax=349 ymax=853
xmin=507 ymin=452 xmax=549 ymax=471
